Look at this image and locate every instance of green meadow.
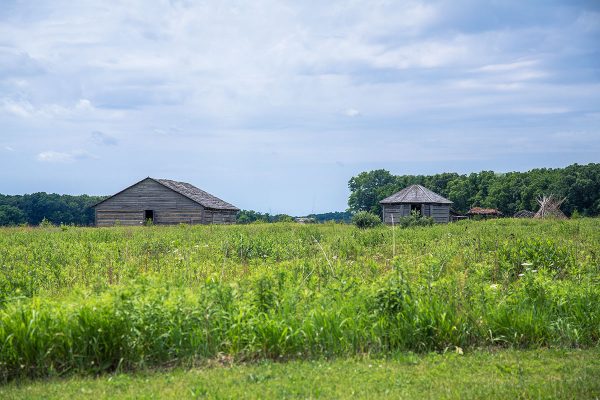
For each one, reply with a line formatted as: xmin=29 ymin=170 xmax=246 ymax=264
xmin=0 ymin=219 xmax=599 ymax=397
xmin=3 ymin=349 xmax=599 ymax=399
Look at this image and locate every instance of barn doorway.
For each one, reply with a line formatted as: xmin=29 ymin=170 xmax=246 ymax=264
xmin=144 ymin=210 xmax=154 ymax=223
xmin=409 ymin=204 xmax=422 ymax=216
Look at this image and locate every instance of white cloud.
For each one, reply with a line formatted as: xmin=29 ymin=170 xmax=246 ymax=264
xmin=76 ymin=99 xmax=93 ymax=110
xmin=36 ymin=150 xmax=98 ymax=163
xmin=0 ymin=1 xmax=591 ymax=126
xmin=1 ymin=98 xmax=99 ymax=119
xmin=1 ymin=99 xmax=34 ymax=117
xmin=37 ymin=151 xmax=74 ymax=163
xmin=371 ymin=40 xmax=469 ymax=69
xmin=91 ymin=131 xmax=118 ymax=146
xmin=4 ymin=146 xmax=15 ymax=152
xmin=479 ymin=60 xmax=538 ymax=72
xmin=344 ymin=108 xmax=360 ymax=117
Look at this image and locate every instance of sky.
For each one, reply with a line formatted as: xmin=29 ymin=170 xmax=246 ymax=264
xmin=1 ymin=0 xmax=599 ymax=215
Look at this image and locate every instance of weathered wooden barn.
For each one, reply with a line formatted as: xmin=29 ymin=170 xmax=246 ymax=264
xmin=380 ymin=184 xmax=453 ymax=224
xmin=94 ymin=177 xmax=239 ymax=226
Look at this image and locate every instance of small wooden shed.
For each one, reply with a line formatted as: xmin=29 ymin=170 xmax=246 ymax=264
xmin=467 ymin=207 xmax=503 ymax=219
xmin=94 ymin=177 xmax=239 ymax=226
xmin=380 ymin=184 xmax=453 ymax=224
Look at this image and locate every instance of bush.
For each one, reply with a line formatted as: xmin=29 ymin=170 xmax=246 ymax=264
xmin=39 ymin=217 xmax=52 ymax=228
xmin=396 ymin=210 xmax=434 ymax=228
xmin=497 ymin=238 xmax=575 ymax=280
xmin=571 ymin=209 xmax=581 ymax=219
xmin=352 ymin=211 xmax=381 ymax=229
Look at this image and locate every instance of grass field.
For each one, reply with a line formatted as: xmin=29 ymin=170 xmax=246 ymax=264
xmin=0 ymin=219 xmax=599 ymax=395
xmin=2 ymin=349 xmax=599 ymax=399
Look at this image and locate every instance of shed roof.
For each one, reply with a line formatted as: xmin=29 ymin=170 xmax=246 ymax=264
xmin=467 ymin=207 xmax=502 ymax=216
xmin=94 ymin=177 xmax=239 ymax=211
xmin=514 ymin=210 xmax=535 ymax=218
xmin=380 ymin=184 xmax=453 ymax=205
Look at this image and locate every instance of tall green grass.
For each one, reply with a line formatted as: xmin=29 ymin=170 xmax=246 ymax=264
xmin=0 ymin=219 xmax=599 ymax=380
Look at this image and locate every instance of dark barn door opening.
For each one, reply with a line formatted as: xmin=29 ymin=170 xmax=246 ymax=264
xmin=144 ymin=210 xmax=154 ymax=223
xmin=410 ymin=204 xmax=422 ymax=216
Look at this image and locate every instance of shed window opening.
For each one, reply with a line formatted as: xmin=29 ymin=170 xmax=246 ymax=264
xmin=144 ymin=210 xmax=154 ymax=222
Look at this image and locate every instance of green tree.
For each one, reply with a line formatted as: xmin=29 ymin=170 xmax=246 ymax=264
xmin=348 ymin=169 xmax=396 ymax=215
xmin=0 ymin=205 xmax=26 ymax=225
xmin=237 ymin=210 xmax=269 ymax=224
xmin=0 ymin=193 xmax=105 ymax=226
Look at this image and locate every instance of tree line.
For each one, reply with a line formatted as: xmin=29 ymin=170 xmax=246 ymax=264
xmin=235 ymin=210 xmax=352 ymax=224
xmin=0 ymin=194 xmax=351 ymax=226
xmin=348 ymin=163 xmax=600 ymax=217
xmin=236 ymin=210 xmax=295 ymax=224
xmin=0 ymin=193 xmax=106 ymax=226
xmin=1 ymin=163 xmax=597 ymax=226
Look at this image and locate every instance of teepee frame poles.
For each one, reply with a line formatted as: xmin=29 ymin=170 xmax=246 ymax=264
xmin=534 ymin=194 xmax=567 ymax=219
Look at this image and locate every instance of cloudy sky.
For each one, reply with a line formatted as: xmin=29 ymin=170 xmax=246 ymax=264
xmin=1 ymin=1 xmax=599 ymax=215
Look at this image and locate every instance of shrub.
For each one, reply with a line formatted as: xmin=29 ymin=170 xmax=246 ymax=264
xmin=39 ymin=217 xmax=52 ymax=228
xmin=396 ymin=210 xmax=434 ymax=228
xmin=497 ymin=238 xmax=575 ymax=280
xmin=352 ymin=211 xmax=381 ymax=229
xmin=374 ymin=277 xmax=411 ymax=316
xmin=571 ymin=209 xmax=581 ymax=219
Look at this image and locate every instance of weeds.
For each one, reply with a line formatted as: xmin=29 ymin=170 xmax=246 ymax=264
xmin=0 ymin=219 xmax=598 ymax=380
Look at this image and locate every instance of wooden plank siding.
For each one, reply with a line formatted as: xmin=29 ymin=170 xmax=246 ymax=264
xmin=95 ymin=178 xmax=236 ymax=226
xmin=202 ymin=209 xmax=237 ymax=224
xmin=382 ymin=204 xmax=410 ymax=224
xmin=422 ymin=204 xmax=431 ymax=217
xmin=430 ymin=204 xmax=450 ymax=223
xmin=95 ymin=210 xmax=144 ymax=226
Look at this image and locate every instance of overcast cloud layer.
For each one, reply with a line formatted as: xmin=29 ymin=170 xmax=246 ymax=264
xmin=1 ymin=0 xmax=599 ymax=214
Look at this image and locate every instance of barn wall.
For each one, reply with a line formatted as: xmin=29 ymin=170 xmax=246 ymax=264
xmin=383 ymin=204 xmax=402 ymax=224
xmin=202 ymin=209 xmax=237 ymax=224
xmin=95 ymin=210 xmax=144 ymax=227
xmin=430 ymin=204 xmax=450 ymax=223
xmin=95 ymin=178 xmax=205 ymax=226
xmin=382 ymin=204 xmax=413 ymax=223
xmin=422 ymin=204 xmax=431 ymax=217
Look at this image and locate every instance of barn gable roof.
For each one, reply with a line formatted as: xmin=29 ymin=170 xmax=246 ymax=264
xmin=155 ymin=179 xmax=239 ymax=211
xmin=93 ymin=177 xmax=239 ymax=211
xmin=380 ymin=184 xmax=453 ymax=205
